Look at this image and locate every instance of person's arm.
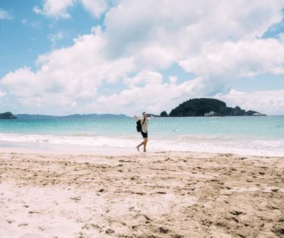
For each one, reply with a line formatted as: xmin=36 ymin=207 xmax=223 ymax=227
xmin=147 ymin=115 xmax=154 ymax=120
xmin=134 ymin=115 xmax=141 ymax=121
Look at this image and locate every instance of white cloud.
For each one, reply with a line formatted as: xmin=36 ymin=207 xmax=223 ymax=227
xmin=123 ymin=70 xmax=163 ymax=87
xmin=33 ymin=0 xmax=76 ymax=19
xmin=1 ymin=27 xmax=135 ymax=109
xmin=180 ymin=39 xmax=284 ymax=78
xmin=80 ymin=0 xmax=108 ymax=18
xmin=104 ymin=0 xmax=284 ymax=68
xmin=2 ymin=0 xmax=284 ymax=115
xmin=217 ymin=89 xmax=284 ymax=115
xmin=169 ymin=76 xmax=178 ymax=84
xmin=0 ymin=8 xmax=12 ymax=20
xmin=90 ymin=75 xmax=201 ymax=114
xmin=21 ymin=19 xmax=42 ymax=29
xmin=0 ymin=89 xmax=6 ymax=97
xmin=33 ymin=0 xmax=108 ymax=19
xmin=48 ymin=31 xmax=66 ymax=47
xmin=179 ymin=38 xmax=284 ymax=95
xmin=71 ymin=101 xmax=77 ymax=108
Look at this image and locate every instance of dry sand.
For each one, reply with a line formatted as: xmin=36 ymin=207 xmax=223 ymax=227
xmin=0 ymin=151 xmax=283 ymax=238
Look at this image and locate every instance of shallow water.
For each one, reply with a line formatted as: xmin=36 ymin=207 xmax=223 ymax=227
xmin=0 ymin=116 xmax=283 ymax=156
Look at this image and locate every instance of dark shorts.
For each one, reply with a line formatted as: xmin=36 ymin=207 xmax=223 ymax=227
xmin=141 ymin=131 xmax=148 ymax=139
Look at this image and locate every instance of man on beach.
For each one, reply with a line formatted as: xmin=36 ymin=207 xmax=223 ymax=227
xmin=134 ymin=112 xmax=153 ymax=152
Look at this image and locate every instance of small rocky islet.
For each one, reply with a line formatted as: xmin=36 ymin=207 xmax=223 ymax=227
xmin=0 ymin=112 xmax=17 ymax=119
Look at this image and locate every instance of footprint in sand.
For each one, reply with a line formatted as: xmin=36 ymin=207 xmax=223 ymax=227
xmin=159 ymin=227 xmax=169 ymax=234
xmin=18 ymin=223 xmax=29 ymax=227
xmin=19 ymin=234 xmax=43 ymax=238
xmin=230 ymin=210 xmax=243 ymax=216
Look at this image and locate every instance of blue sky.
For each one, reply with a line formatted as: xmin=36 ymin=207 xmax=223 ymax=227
xmin=0 ymin=0 xmax=99 ymax=78
xmin=0 ymin=0 xmax=284 ymax=115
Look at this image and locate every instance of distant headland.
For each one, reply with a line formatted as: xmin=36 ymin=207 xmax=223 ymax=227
xmin=160 ymin=98 xmax=266 ymax=117
xmin=15 ymin=114 xmax=127 ymax=120
xmin=0 ymin=99 xmax=266 ymax=120
xmin=0 ymin=112 xmax=17 ymax=119
xmin=0 ymin=113 xmax=128 ymax=120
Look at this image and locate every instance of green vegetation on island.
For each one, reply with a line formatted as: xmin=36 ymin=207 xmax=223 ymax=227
xmin=0 ymin=112 xmax=17 ymax=119
xmin=160 ymin=98 xmax=266 ymax=117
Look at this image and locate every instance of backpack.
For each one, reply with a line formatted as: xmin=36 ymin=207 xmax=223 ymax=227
xmin=136 ymin=119 xmax=146 ymax=132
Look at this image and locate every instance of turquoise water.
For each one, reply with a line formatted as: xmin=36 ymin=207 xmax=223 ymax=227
xmin=0 ymin=116 xmax=283 ymax=155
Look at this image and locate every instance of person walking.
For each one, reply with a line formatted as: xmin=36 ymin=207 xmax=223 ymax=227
xmin=134 ymin=112 xmax=153 ymax=152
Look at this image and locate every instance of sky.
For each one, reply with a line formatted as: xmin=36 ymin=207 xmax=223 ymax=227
xmin=0 ymin=0 xmax=284 ymax=116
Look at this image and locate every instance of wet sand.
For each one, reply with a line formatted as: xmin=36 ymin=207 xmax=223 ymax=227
xmin=0 ymin=151 xmax=283 ymax=238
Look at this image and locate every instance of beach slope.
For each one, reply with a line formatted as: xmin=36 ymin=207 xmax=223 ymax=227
xmin=0 ymin=151 xmax=283 ymax=238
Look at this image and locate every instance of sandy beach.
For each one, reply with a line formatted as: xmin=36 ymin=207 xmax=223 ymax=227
xmin=0 ymin=150 xmax=283 ymax=238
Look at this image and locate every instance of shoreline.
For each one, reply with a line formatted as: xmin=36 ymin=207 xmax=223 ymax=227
xmin=0 ymin=142 xmax=139 ymax=156
xmin=0 ymin=140 xmax=284 ymax=157
xmin=0 ymin=150 xmax=283 ymax=237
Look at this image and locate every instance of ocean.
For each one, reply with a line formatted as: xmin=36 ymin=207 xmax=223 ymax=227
xmin=0 ymin=116 xmax=283 ymax=156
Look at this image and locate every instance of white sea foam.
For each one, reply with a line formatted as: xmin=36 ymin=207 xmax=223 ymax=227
xmin=0 ymin=133 xmax=283 ymax=156
xmin=177 ymin=134 xmax=230 ymax=140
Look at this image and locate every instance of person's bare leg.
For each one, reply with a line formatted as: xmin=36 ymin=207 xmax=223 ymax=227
xmin=143 ymin=138 xmax=148 ymax=152
xmin=137 ymin=141 xmax=144 ymax=151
